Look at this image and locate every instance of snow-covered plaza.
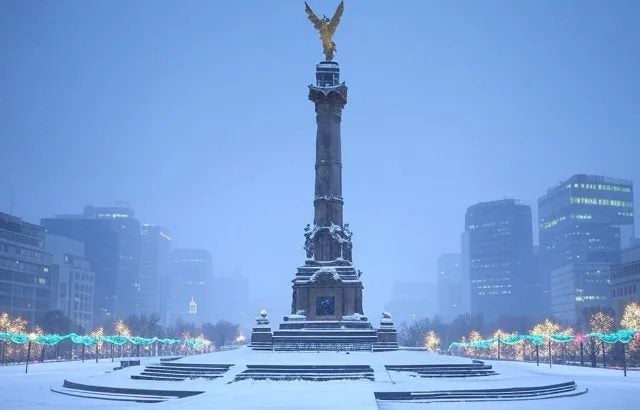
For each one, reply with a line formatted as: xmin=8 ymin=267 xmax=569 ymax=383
xmin=0 ymin=347 xmax=636 ymax=410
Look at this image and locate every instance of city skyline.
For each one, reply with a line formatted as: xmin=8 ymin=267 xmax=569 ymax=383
xmin=1 ymin=1 xmax=639 ymax=318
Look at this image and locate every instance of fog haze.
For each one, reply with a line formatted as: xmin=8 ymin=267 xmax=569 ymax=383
xmin=1 ymin=0 xmax=639 ymax=320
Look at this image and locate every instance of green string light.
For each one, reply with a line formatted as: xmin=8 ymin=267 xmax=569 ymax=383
xmin=0 ymin=331 xmax=211 ymax=348
xmin=448 ymin=329 xmax=637 ymax=351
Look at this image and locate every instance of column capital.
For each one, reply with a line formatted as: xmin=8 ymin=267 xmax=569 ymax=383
xmin=308 ymin=84 xmax=348 ymax=110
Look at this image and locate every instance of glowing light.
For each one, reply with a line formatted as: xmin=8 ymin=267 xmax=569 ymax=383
xmin=590 ymin=311 xmax=614 ymax=333
xmin=114 ymin=319 xmax=131 ymax=337
xmin=423 ymin=330 xmax=440 ymax=352
xmin=448 ymin=329 xmax=637 ymax=351
xmin=621 ymin=302 xmax=640 ymax=332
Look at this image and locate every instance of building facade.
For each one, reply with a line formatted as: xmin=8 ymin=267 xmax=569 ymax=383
xmin=165 ymin=248 xmax=213 ymax=325
xmin=610 ymin=240 xmax=640 ymax=318
xmin=41 ymin=206 xmax=141 ymax=322
xmin=140 ymin=225 xmax=172 ymax=319
xmin=45 ymin=234 xmax=95 ymax=331
xmin=539 ymin=174 xmax=634 ymax=325
xmin=465 ymin=199 xmax=538 ymax=323
xmin=0 ymin=212 xmax=57 ymax=325
xmin=437 ymin=253 xmax=465 ymax=321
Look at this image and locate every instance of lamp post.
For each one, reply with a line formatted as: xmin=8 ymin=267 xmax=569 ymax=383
xmin=25 ymin=332 xmax=36 ymax=374
xmin=576 ymin=334 xmax=584 ymax=366
xmin=622 ymin=342 xmax=627 ymax=377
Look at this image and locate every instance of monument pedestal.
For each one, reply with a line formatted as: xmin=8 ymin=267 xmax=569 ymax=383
xmin=249 ymin=310 xmax=273 ymax=351
xmin=250 ymin=311 xmax=398 ymax=352
xmin=374 ymin=313 xmax=399 ymax=351
xmin=291 ymin=262 xmax=363 ymax=319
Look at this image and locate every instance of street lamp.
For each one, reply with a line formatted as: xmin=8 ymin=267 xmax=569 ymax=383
xmin=575 ymin=334 xmax=585 ymax=366
xmin=25 ymin=332 xmax=37 ymax=374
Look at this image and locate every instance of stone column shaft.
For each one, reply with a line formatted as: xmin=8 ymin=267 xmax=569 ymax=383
xmin=309 ymin=79 xmax=348 ymax=262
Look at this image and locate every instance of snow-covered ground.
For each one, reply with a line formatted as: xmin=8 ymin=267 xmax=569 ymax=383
xmin=0 ymin=347 xmax=636 ymax=410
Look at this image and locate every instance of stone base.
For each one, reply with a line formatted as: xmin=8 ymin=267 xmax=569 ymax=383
xmin=375 ymin=318 xmax=399 ymax=351
xmin=249 ymin=326 xmax=273 ymax=351
xmin=291 ymin=262 xmax=364 ymax=321
xmin=249 ymin=319 xmax=399 ymax=352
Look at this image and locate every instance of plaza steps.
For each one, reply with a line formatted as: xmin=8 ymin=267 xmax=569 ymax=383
xmin=374 ymin=381 xmax=586 ymax=403
xmin=385 ymin=361 xmax=497 ymax=378
xmin=272 ymin=328 xmax=378 ymax=351
xmin=248 ymin=341 xmax=273 ymax=351
xmin=50 ymin=379 xmax=204 ymax=403
xmin=159 ymin=356 xmax=183 ymax=362
xmin=372 ymin=341 xmax=399 ymax=352
xmin=130 ymin=362 xmax=234 ymax=381
xmin=234 ymin=364 xmax=375 ymax=382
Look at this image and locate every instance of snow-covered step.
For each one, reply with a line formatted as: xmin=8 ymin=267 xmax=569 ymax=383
xmin=131 ymin=374 xmax=188 ymax=382
xmin=385 ymin=362 xmax=498 ymax=377
xmin=159 ymin=362 xmax=234 ymax=369
xmin=159 ymin=356 xmax=183 ymax=362
xmin=372 ymin=341 xmax=399 ymax=352
xmin=235 ymin=373 xmax=374 ymax=381
xmin=143 ymin=367 xmax=227 ymax=375
xmin=50 ymin=387 xmax=170 ymax=403
xmin=130 ymin=363 xmax=234 ymax=381
xmin=374 ymin=381 xmax=587 ymax=402
xmin=234 ymin=364 xmax=375 ymax=382
xmin=50 ymin=379 xmax=204 ymax=403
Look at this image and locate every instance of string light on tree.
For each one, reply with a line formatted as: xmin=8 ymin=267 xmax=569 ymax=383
xmin=621 ymin=302 xmax=640 ymax=332
xmin=590 ymin=311 xmax=615 ymax=333
xmin=423 ymin=330 xmax=440 ymax=352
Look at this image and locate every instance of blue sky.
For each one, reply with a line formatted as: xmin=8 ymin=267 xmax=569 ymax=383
xmin=1 ymin=0 xmax=639 ymax=318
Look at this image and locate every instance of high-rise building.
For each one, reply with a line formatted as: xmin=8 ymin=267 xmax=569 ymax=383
xmin=610 ymin=239 xmax=640 ymax=319
xmin=140 ymin=225 xmax=172 ymax=319
xmin=45 ymin=234 xmax=95 ymax=331
xmin=465 ymin=199 xmax=538 ymax=323
xmin=437 ymin=253 xmax=465 ymax=321
xmin=460 ymin=231 xmax=471 ymax=314
xmin=539 ymin=174 xmax=634 ymax=325
xmin=0 ymin=212 xmax=57 ymax=325
xmin=41 ymin=205 xmax=141 ymax=322
xmin=166 ymin=249 xmax=212 ymax=325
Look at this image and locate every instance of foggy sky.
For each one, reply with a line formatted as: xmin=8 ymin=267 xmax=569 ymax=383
xmin=1 ymin=0 xmax=639 ymax=320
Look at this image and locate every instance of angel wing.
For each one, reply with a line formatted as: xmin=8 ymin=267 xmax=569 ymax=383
xmin=328 ymin=1 xmax=344 ymax=33
xmin=304 ymin=2 xmax=325 ymax=31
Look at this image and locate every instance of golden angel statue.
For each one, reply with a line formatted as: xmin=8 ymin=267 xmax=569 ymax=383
xmin=304 ymin=1 xmax=344 ymax=61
